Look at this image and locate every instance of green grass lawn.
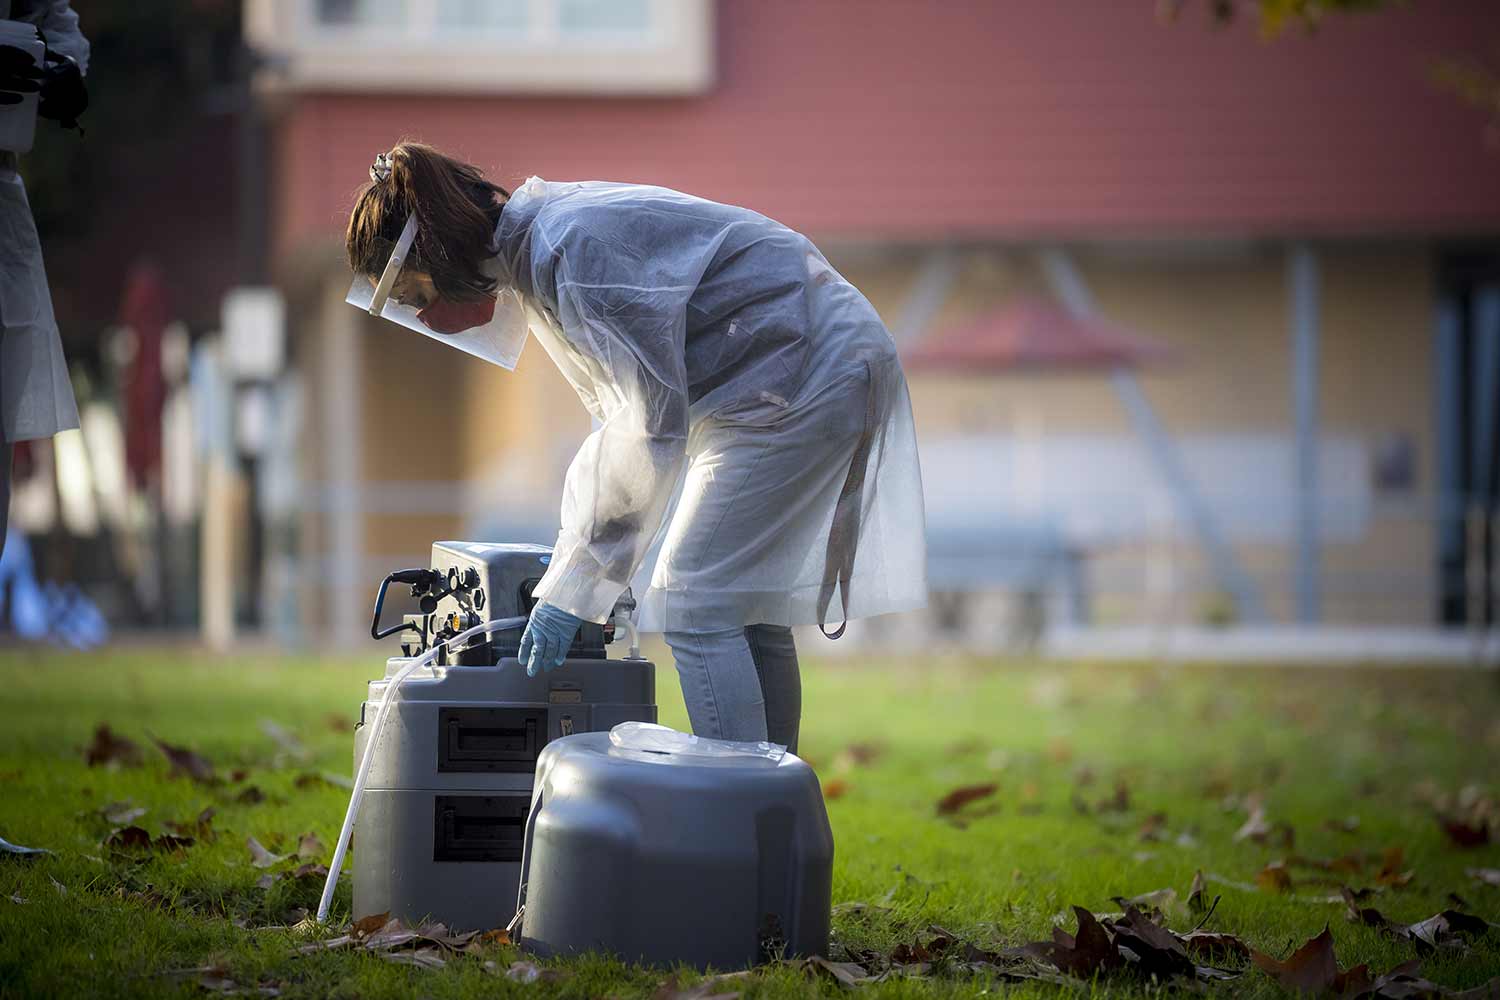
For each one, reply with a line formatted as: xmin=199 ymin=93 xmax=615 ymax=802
xmin=1 ymin=644 xmax=1498 ymax=998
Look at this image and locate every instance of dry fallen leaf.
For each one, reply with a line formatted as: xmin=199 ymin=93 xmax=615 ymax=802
xmin=236 ymin=786 xmax=267 ymax=805
xmin=105 ymin=826 xmax=154 ymax=852
xmin=823 ymin=779 xmax=850 ymax=801
xmin=379 ymin=948 xmax=447 ymax=969
xmin=1256 ymin=861 xmax=1294 ymax=893
xmin=1440 ymin=815 xmax=1491 ymax=849
xmin=1251 ymin=925 xmax=1370 ymax=997
xmin=296 ymin=833 xmax=326 ymax=861
xmin=150 ymin=735 xmax=216 ymax=784
xmin=165 ymin=808 xmax=216 ymax=841
xmin=351 ymin=911 xmax=391 ymax=937
xmin=800 ymin=955 xmax=876 ymax=988
xmin=1097 ymin=780 xmax=1131 ymax=813
xmin=1038 ymin=906 xmax=1124 ymax=978
xmin=84 ymin=725 xmax=144 ymax=768
xmin=1181 ymin=931 xmax=1250 ymax=963
xmin=1376 ymin=846 xmax=1416 ymax=888
xmin=1188 ymin=869 xmax=1209 ymax=914
xmin=935 ymin=783 xmax=998 ymax=816
xmin=1470 ymin=868 xmax=1500 ymax=889
xmin=246 ymin=836 xmax=286 ymax=869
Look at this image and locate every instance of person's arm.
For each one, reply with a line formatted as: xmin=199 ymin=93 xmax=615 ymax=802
xmin=530 ymin=238 xmax=692 ymax=624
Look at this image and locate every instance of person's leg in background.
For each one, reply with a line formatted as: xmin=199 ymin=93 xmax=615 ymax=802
xmin=745 ymin=623 xmax=800 ymax=752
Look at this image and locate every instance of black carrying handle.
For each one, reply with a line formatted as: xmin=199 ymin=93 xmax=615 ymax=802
xmin=370 ymin=568 xmax=443 ymax=640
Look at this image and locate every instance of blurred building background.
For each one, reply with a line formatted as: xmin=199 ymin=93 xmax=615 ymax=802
xmin=6 ymin=0 xmax=1500 ymax=658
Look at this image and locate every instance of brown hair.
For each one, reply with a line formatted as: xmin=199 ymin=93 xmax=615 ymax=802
xmin=346 ymin=141 xmax=510 ymax=304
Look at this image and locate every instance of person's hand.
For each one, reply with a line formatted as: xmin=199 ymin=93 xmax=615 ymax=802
xmin=518 ymin=602 xmax=584 ymax=677
xmin=0 ymin=45 xmax=42 ymax=107
xmin=38 ymin=52 xmax=86 ymax=129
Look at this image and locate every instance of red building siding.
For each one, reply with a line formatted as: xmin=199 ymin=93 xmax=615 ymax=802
xmin=273 ymin=0 xmax=1500 ymax=249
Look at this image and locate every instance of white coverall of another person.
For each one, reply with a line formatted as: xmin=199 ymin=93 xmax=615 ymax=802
xmin=0 ymin=0 xmax=88 ymax=556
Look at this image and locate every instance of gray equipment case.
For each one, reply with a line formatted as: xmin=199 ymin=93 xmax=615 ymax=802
xmin=517 ymin=732 xmax=834 ymax=969
xmin=353 ymin=658 xmax=655 ymax=931
xmin=353 ymin=541 xmax=655 ymax=931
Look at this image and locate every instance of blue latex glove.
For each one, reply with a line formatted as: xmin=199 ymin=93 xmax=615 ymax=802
xmin=519 ymin=601 xmax=584 ymax=677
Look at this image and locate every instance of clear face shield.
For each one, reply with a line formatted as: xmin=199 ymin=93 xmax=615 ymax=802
xmin=345 ymin=214 xmax=529 ymax=370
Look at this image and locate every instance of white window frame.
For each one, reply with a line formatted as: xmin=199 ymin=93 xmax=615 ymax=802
xmin=246 ymin=0 xmax=713 ymax=95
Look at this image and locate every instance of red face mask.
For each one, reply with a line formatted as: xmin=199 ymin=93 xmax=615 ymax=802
xmin=418 ymin=295 xmax=497 ymax=335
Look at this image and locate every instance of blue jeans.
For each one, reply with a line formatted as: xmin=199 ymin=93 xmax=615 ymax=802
xmin=663 ymin=623 xmax=801 ymax=753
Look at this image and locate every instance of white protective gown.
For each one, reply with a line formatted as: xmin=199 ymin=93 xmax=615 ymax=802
xmin=0 ymin=0 xmax=86 ymax=444
xmin=491 ymin=178 xmax=928 ymax=633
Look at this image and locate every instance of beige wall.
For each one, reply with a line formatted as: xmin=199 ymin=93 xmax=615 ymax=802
xmin=834 ymin=243 xmax=1437 ymax=625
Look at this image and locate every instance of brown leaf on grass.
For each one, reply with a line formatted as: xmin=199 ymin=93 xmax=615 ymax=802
xmin=105 ymin=825 xmax=193 ymax=856
xmin=1111 ymin=888 xmax=1181 ymax=921
xmin=235 ymin=787 xmax=266 ymax=805
xmin=1137 ymin=812 xmax=1169 ymax=841
xmin=1250 ymin=926 xmax=1370 ymax=997
xmin=1043 ymin=906 xmax=1124 ymax=977
xmin=291 ymin=863 xmax=328 ymax=881
xmin=294 ymin=934 xmax=353 ymax=954
xmin=295 ymin=833 xmax=326 ymax=861
xmin=153 ymin=834 xmax=195 ymax=855
xmin=799 ymin=956 xmax=875 ymax=988
xmin=1097 ymin=780 xmax=1130 ymax=813
xmin=1440 ymin=815 xmax=1491 ymax=849
xmin=292 ymin=772 xmax=351 ymax=790
xmin=823 ymin=779 xmax=849 ymax=801
xmin=246 ymin=837 xmax=286 ymax=869
xmin=1405 ymin=910 xmax=1497 ymax=952
xmin=351 ymin=911 xmax=391 ymax=937
xmin=229 ymin=769 xmax=249 ymax=783
xmin=935 ymin=783 xmax=998 ymax=816
xmin=150 ymin=736 xmax=215 ymax=784
xmin=838 ymin=742 xmax=884 ymax=767
xmin=1234 ymin=805 xmax=1273 ymax=842
xmin=379 ymin=948 xmax=447 ymax=969
xmin=1364 ymin=960 xmax=1460 ymax=1000
xmin=84 ymin=725 xmax=144 ymax=768
xmin=462 ymin=928 xmax=511 ymax=953
xmin=1188 ymin=869 xmax=1209 ymax=914
xmin=255 ymin=874 xmax=278 ymax=890
xmin=1470 ymin=868 xmax=1500 ymax=888
xmin=1256 ymin=861 xmax=1294 ymax=893
xmin=1107 ymin=907 xmax=1195 ymax=978
xmin=165 ymin=808 xmax=216 ymax=842
xmin=324 ymin=713 xmax=353 ymax=733
xmin=1181 ymin=931 xmax=1250 ymax=963
xmin=105 ymin=826 xmax=153 ymax=851
xmin=1376 ymin=846 xmax=1416 ymax=888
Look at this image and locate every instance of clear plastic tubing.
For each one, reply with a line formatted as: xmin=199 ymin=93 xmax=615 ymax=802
xmin=316 ymin=615 xmax=529 ymax=924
